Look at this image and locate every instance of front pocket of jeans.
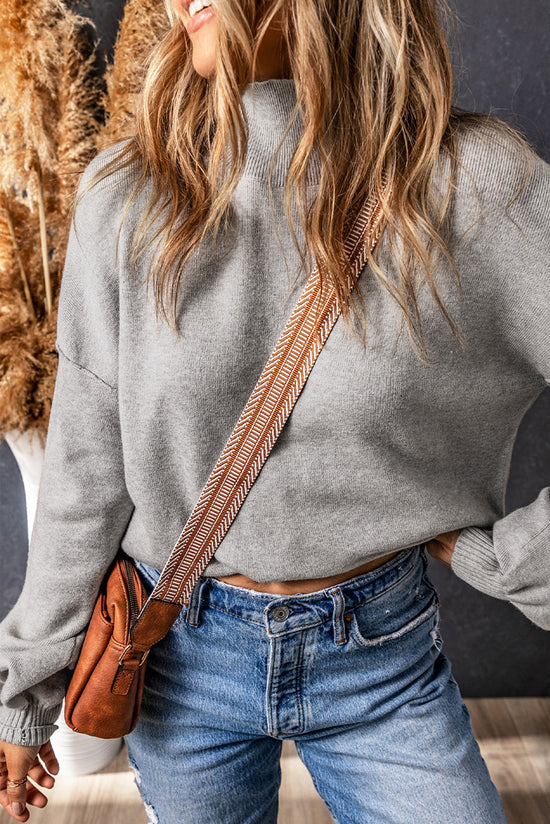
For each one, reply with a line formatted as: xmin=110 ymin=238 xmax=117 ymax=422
xmin=349 ymin=590 xmax=440 ymax=648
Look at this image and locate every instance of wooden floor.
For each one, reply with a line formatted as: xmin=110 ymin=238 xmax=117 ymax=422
xmin=1 ymin=699 xmax=548 ymax=823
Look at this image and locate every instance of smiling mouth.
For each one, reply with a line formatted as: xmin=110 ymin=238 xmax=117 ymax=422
xmin=183 ymin=0 xmax=217 ymax=33
xmin=186 ymin=0 xmax=214 ymax=19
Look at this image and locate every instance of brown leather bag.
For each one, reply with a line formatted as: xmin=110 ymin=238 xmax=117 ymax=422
xmin=64 ymin=187 xmax=389 ymax=739
xmin=65 ymin=555 xmax=150 ymax=737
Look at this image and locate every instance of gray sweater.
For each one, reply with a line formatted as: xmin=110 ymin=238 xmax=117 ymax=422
xmin=0 ymin=78 xmax=549 ymax=746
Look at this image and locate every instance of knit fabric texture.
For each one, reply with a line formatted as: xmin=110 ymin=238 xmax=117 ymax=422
xmin=0 ymin=78 xmax=549 ymax=745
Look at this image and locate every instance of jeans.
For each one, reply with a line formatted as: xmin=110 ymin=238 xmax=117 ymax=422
xmin=125 ymin=544 xmax=507 ymax=824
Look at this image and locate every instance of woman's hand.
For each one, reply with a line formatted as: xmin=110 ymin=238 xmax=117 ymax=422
xmin=425 ymin=529 xmax=461 ymax=569
xmin=0 ymin=740 xmax=58 ymax=821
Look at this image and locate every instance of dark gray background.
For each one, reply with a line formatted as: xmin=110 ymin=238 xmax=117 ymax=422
xmin=1 ymin=0 xmax=549 ymax=696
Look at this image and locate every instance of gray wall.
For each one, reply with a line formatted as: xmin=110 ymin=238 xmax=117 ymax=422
xmin=451 ymin=0 xmax=549 ymax=161
xmin=1 ymin=0 xmax=549 ymax=696
xmin=433 ymin=0 xmax=550 ymax=695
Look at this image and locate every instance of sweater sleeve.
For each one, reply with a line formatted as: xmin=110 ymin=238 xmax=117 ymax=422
xmin=451 ymin=493 xmax=550 ymax=630
xmin=450 ymin=133 xmax=550 ymax=631
xmin=0 ymin=147 xmax=136 ymax=746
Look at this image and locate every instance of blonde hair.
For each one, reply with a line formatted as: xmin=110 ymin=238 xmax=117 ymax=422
xmin=83 ymin=0 xmax=530 ymax=361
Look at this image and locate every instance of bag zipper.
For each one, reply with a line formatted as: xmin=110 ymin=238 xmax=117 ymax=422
xmin=118 ymin=558 xmax=150 ymax=668
xmin=122 ymin=558 xmax=139 ymax=623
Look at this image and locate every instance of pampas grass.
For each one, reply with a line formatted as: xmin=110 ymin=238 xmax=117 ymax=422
xmin=0 ymin=0 xmax=102 ymax=444
xmin=0 ymin=0 xmax=169 ymax=445
xmin=0 ymin=195 xmax=36 ymax=323
xmin=98 ymin=0 xmax=170 ymax=148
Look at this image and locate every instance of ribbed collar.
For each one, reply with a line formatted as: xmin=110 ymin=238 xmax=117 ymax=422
xmin=238 ymin=78 xmax=321 ymax=186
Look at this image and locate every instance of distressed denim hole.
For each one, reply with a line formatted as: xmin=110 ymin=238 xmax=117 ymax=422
xmin=127 ymin=754 xmax=160 ymax=823
xmin=144 ymin=802 xmax=159 ymax=824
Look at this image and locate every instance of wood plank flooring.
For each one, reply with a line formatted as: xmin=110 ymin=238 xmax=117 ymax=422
xmin=0 ymin=698 xmax=548 ymax=823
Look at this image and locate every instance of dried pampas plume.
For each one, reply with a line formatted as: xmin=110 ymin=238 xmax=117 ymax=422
xmin=1 ymin=0 xmax=171 ymax=445
xmin=98 ymin=0 xmax=171 ymax=148
xmin=0 ymin=0 xmax=102 ymax=444
xmin=0 ymin=0 xmax=62 ymax=201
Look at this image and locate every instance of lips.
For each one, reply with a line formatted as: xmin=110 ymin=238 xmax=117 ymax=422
xmin=183 ymin=1 xmax=216 ymax=34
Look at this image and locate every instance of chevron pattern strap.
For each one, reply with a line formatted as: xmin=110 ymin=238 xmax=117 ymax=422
xmin=149 ymin=187 xmax=388 ymax=606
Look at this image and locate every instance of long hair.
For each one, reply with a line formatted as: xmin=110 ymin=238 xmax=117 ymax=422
xmin=81 ymin=0 xmax=531 ymax=361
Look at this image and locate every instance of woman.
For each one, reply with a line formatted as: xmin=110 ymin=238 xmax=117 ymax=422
xmin=0 ymin=0 xmax=548 ymax=821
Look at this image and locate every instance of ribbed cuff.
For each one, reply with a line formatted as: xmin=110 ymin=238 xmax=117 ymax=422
xmin=0 ymin=702 xmax=61 ymax=747
xmin=450 ymin=526 xmax=508 ymax=600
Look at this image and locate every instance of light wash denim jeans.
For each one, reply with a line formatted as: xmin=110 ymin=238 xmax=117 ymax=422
xmin=125 ymin=544 xmax=507 ymax=824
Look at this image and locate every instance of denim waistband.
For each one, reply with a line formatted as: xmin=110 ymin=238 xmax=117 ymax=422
xmin=180 ymin=543 xmax=427 ymax=634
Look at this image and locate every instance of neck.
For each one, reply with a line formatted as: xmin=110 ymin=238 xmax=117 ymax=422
xmin=237 ymin=78 xmax=321 ymax=186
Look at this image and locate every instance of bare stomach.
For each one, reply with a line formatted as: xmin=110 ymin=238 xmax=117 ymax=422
xmin=214 ymin=550 xmax=402 ymax=595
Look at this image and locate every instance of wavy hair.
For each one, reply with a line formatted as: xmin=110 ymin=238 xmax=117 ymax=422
xmin=82 ymin=0 xmax=531 ymax=361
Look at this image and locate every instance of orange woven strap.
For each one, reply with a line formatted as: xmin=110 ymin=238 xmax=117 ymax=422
xmin=149 ymin=187 xmax=387 ymax=607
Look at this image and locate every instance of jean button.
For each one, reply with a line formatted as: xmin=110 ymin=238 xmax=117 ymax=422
xmin=272 ymin=605 xmax=291 ymax=622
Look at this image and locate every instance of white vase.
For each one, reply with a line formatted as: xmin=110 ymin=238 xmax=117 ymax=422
xmin=4 ymin=429 xmax=123 ymax=776
xmin=49 ymin=705 xmax=122 ymax=777
xmin=4 ymin=429 xmax=45 ymax=544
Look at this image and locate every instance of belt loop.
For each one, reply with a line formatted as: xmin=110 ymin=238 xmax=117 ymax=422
xmin=184 ymin=577 xmax=209 ymax=627
xmin=329 ymin=588 xmax=348 ymax=645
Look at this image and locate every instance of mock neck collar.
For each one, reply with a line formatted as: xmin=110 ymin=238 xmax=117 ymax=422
xmin=237 ymin=78 xmax=321 ymax=186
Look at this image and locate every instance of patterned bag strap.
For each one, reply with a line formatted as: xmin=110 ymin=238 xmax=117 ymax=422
xmin=145 ymin=185 xmax=389 ymax=609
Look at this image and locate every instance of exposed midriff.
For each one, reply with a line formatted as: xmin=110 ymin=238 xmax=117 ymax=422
xmin=214 ymin=549 xmax=402 ymax=595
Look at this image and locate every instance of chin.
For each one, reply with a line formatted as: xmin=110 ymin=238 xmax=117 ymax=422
xmin=191 ymin=45 xmax=217 ymax=78
xmin=192 ymin=60 xmax=216 ymax=78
